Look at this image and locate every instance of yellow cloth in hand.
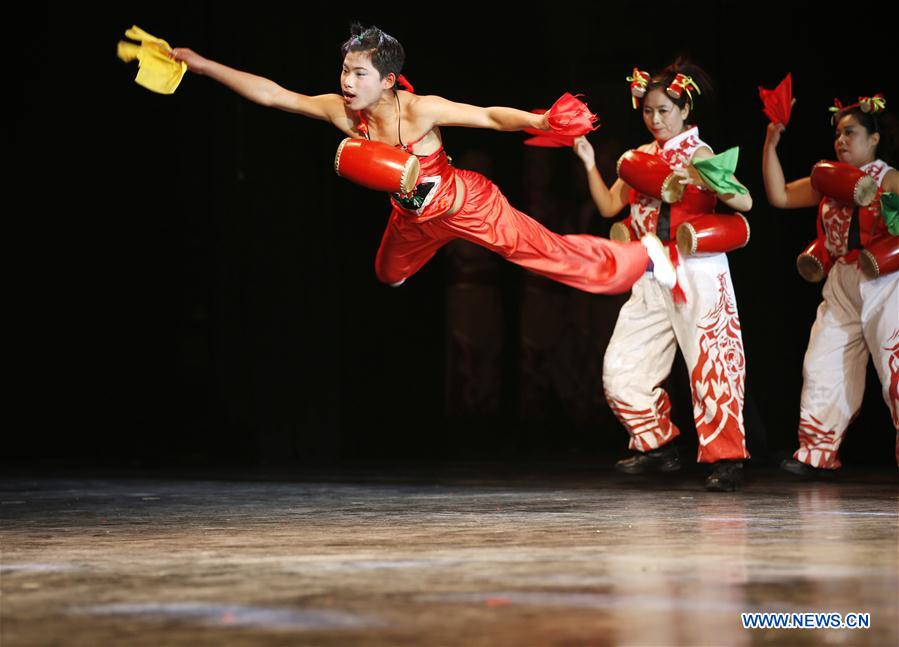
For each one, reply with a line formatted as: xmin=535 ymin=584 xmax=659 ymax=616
xmin=117 ymin=25 xmax=186 ymax=95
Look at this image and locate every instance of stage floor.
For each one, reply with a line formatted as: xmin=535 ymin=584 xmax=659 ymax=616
xmin=2 ymin=465 xmax=897 ymax=646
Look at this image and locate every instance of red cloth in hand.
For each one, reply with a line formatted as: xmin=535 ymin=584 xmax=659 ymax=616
xmin=524 ymin=133 xmax=576 ymax=147
xmin=758 ymin=73 xmax=793 ymax=126
xmin=545 ymin=93 xmax=599 ymax=137
xmin=522 ymin=109 xmax=575 ymax=148
xmin=522 ymin=97 xmax=596 ymax=147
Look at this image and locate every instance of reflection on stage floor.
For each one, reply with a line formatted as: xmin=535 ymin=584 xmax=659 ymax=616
xmin=2 ymin=466 xmax=897 ymax=645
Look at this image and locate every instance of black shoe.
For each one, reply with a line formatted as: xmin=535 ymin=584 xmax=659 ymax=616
xmin=780 ymin=458 xmax=837 ymax=480
xmin=705 ymin=460 xmax=744 ymax=492
xmin=615 ymin=444 xmax=681 ymax=474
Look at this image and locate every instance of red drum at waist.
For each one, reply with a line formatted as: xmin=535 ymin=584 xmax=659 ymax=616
xmin=617 ymin=150 xmax=685 ymax=204
xmin=810 ymin=160 xmax=877 ymax=207
xmin=610 ymin=217 xmax=635 ymax=242
xmin=334 ymin=138 xmax=420 ymax=194
xmin=796 ymin=238 xmax=834 ymax=282
xmin=858 ymin=235 xmax=899 ymax=278
xmin=676 ymin=213 xmax=750 ymax=256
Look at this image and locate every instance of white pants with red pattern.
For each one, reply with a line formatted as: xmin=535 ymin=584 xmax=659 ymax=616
xmin=795 ymin=262 xmax=899 ymax=469
xmin=603 ymin=253 xmax=749 ymax=463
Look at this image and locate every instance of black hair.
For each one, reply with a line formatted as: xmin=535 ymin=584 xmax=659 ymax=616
xmin=340 ymin=23 xmax=404 ymax=89
xmin=836 ymin=105 xmax=898 ymax=167
xmin=639 ymin=57 xmax=714 ymax=123
xmin=837 ymin=106 xmax=880 ymax=136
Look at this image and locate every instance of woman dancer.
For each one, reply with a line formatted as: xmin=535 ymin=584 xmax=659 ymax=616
xmin=573 ymin=60 xmax=753 ymax=491
xmin=763 ymin=93 xmax=898 ymax=475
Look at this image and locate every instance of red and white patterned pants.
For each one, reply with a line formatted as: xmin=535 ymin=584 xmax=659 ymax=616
xmin=795 ymin=263 xmax=899 ymax=469
xmin=603 ymin=253 xmax=749 ymax=463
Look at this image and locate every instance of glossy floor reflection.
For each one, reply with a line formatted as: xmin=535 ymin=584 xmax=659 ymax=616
xmin=2 ymin=466 xmax=897 ymax=646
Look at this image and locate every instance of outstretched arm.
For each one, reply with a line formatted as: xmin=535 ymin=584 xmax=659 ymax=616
xmin=762 ymin=122 xmax=820 ymax=209
xmin=412 ymin=95 xmax=548 ymax=132
xmin=170 ymin=48 xmax=346 ymax=124
xmin=573 ymin=136 xmax=630 ymax=218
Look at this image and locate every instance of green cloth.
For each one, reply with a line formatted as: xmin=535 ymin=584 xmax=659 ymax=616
xmin=692 ymin=147 xmax=748 ymax=196
xmin=881 ymin=192 xmax=899 ymax=236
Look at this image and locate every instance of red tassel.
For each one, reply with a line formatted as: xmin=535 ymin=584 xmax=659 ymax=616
xmin=669 ymin=245 xmax=688 ymax=304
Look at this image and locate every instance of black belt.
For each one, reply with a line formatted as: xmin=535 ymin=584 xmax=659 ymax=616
xmin=656 ymin=202 xmax=671 ymax=242
xmin=847 ymin=207 xmax=861 ymax=251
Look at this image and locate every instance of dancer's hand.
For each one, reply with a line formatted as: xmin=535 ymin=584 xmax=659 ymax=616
xmin=170 ymin=48 xmax=209 ymax=74
xmin=573 ymin=136 xmax=596 ymax=170
xmin=673 ymin=165 xmax=707 ymax=189
xmin=765 ymin=121 xmax=786 ymax=149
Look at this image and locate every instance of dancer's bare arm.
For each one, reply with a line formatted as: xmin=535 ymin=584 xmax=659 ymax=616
xmin=762 ymin=122 xmax=820 ymax=209
xmin=171 ymin=48 xmax=349 ymax=128
xmin=410 ymin=94 xmax=549 ymax=132
xmin=573 ymin=136 xmax=630 ymax=218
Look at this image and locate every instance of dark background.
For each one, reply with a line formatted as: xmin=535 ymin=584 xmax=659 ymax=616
xmin=11 ymin=2 xmax=897 ymax=470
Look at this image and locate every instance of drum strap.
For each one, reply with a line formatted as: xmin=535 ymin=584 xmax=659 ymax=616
xmin=848 ymin=207 xmax=861 ymax=250
xmin=656 ymin=202 xmax=671 ymax=241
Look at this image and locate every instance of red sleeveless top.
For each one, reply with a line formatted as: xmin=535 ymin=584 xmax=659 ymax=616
xmin=357 ymin=93 xmax=458 ymax=220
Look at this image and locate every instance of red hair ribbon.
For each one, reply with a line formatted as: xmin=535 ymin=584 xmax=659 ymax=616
xmin=828 ymin=98 xmax=844 ymax=124
xmin=627 ymin=68 xmax=651 ymax=109
xmin=859 ymin=93 xmax=886 ymax=113
xmin=666 ymin=74 xmax=701 ymax=106
xmin=830 ymin=93 xmax=886 ymax=124
xmin=397 ymin=74 xmax=415 ymax=93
